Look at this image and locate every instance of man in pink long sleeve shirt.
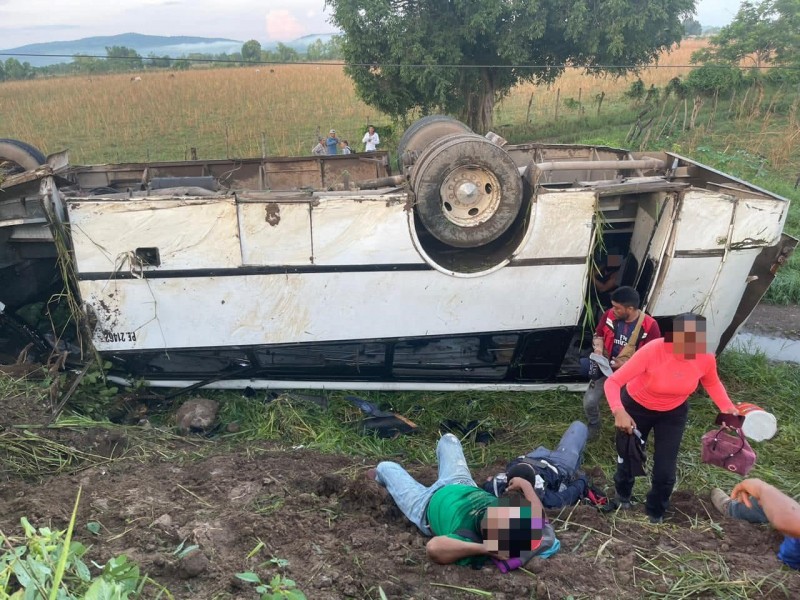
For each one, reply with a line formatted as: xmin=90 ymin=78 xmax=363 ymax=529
xmin=604 ymin=313 xmax=738 ymax=523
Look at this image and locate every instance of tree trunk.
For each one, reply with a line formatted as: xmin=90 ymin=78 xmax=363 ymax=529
xmin=460 ymin=68 xmax=496 ymax=133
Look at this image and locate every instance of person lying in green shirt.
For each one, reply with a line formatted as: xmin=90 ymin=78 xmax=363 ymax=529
xmin=368 ymin=433 xmax=558 ymax=567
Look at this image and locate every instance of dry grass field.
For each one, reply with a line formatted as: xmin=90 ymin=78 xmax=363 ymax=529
xmin=0 ymin=40 xmax=710 ymax=163
xmin=496 ymin=38 xmax=710 ymax=123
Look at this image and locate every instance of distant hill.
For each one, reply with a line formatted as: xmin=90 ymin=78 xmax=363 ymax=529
xmin=1 ymin=32 xmax=341 ymax=68
xmin=273 ymin=33 xmax=338 ymax=51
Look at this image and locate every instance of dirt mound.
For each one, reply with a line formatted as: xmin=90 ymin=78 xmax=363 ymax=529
xmin=0 ymin=433 xmax=796 ymax=600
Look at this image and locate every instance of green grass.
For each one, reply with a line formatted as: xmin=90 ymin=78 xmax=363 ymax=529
xmin=5 ymin=345 xmax=787 ymax=498
xmin=208 ymin=348 xmax=800 ymax=501
xmin=2 ymin=347 xmax=798 ymax=599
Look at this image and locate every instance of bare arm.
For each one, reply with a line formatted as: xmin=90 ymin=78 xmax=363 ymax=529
xmin=506 ymin=477 xmax=545 ymax=513
xmin=731 ymin=479 xmax=800 ymax=537
xmin=699 ymin=357 xmax=738 ymax=414
xmin=425 ymin=536 xmax=488 ymax=564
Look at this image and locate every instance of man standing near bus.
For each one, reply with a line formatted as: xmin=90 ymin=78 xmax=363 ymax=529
xmin=583 ymin=286 xmax=660 ymax=438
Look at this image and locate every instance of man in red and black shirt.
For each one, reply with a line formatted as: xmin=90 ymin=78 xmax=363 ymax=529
xmin=583 ymin=286 xmax=660 ymax=437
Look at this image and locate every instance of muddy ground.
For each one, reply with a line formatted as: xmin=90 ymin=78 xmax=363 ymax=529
xmin=1 ymin=303 xmax=798 ymax=599
xmin=1 ymin=392 xmax=797 ymax=600
xmin=742 ymin=304 xmax=800 ymax=340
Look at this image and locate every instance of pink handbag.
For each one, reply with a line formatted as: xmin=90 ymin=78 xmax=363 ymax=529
xmin=701 ymin=418 xmax=756 ymax=476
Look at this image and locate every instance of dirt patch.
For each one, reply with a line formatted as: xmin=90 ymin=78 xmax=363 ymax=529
xmin=0 ymin=433 xmax=796 ymax=600
xmin=742 ymin=304 xmax=800 ymax=340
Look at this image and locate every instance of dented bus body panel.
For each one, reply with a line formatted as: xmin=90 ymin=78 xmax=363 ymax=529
xmin=0 ymin=127 xmax=795 ymax=390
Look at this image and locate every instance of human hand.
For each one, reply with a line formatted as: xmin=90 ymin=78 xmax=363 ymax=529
xmin=507 ymin=477 xmax=533 ymax=494
xmin=613 ymin=409 xmax=636 ymax=434
xmin=482 ymin=539 xmax=511 ymax=560
xmin=731 ymin=478 xmax=766 ymax=508
xmin=722 ymin=406 xmax=740 ymax=415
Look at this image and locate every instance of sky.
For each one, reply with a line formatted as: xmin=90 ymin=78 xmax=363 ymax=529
xmin=0 ymin=0 xmax=738 ymax=50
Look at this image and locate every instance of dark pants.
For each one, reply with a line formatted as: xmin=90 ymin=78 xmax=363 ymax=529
xmin=614 ymin=387 xmax=689 ymax=519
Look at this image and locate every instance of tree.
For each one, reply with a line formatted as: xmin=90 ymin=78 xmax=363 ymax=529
xmin=276 ymin=43 xmax=299 ymax=63
xmin=306 ymin=39 xmax=326 ymax=61
xmin=691 ymin=0 xmax=800 ymax=69
xmin=326 ymin=0 xmax=695 ymax=132
xmin=73 ymin=54 xmax=104 ymax=74
xmin=324 ymin=36 xmax=344 ymax=60
xmin=242 ymin=39 xmax=262 ymax=63
xmin=147 ymin=53 xmax=172 ymax=69
xmin=683 ymin=17 xmax=703 ymax=36
xmin=4 ymin=57 xmax=33 ymax=80
xmin=0 ymin=60 xmax=5 ymax=82
xmin=105 ymin=46 xmax=143 ymax=71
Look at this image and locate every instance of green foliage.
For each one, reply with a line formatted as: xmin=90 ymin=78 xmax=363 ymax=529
xmin=685 ymin=64 xmax=745 ymax=95
xmin=563 ymin=97 xmax=583 ymax=110
xmin=624 ymin=78 xmax=645 ymax=100
xmin=275 ymin=43 xmax=299 ymax=63
xmin=146 ymin=54 xmax=172 ymax=69
xmin=664 ymin=76 xmax=689 ymax=99
xmin=305 ymin=37 xmax=344 ymax=61
xmin=0 ymin=519 xmax=147 ymax=599
xmin=682 ymin=17 xmax=702 ymax=36
xmin=104 ymin=46 xmax=144 ymax=71
xmin=3 ymin=58 xmax=34 ymax=81
xmin=691 ymin=0 xmax=800 ymax=68
xmin=235 ymin=569 xmax=307 ymax=600
xmin=325 ymin=0 xmax=694 ymax=132
xmin=242 ymin=40 xmax=262 ymax=64
xmin=64 ymin=361 xmax=119 ymax=418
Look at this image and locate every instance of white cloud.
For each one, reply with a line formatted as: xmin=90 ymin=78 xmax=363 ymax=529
xmin=265 ymin=9 xmax=307 ymax=42
xmin=0 ymin=0 xmax=334 ymax=48
xmin=695 ymin=0 xmax=739 ymax=28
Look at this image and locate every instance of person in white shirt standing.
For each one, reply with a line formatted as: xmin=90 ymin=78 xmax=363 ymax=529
xmin=362 ymin=125 xmax=380 ymax=152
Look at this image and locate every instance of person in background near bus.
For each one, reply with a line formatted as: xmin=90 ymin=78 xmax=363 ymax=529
xmin=362 ymin=125 xmax=380 ymax=152
xmin=593 ymin=254 xmax=625 ymax=308
xmin=340 ymin=140 xmax=352 ymax=154
xmin=326 ymin=129 xmax=340 ymax=155
xmin=311 ymin=138 xmax=326 ymax=156
xmin=604 ymin=313 xmax=739 ymax=523
xmin=711 ymin=479 xmax=800 ymax=569
xmin=583 ymin=286 xmax=660 ymax=439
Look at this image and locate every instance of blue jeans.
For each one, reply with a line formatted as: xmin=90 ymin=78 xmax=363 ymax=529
xmin=375 ymin=433 xmax=477 ymax=536
xmin=727 ymin=498 xmax=769 ymax=523
xmin=525 ymin=421 xmax=588 ymax=477
xmin=727 ymin=499 xmax=800 ymax=569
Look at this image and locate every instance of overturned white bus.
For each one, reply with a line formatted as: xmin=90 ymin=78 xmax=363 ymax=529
xmin=0 ymin=117 xmax=796 ymax=391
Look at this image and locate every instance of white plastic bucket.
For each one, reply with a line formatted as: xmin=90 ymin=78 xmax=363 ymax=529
xmin=737 ymin=402 xmax=778 ymax=442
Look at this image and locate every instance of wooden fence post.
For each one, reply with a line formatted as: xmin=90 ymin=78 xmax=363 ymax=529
xmin=554 ymin=88 xmax=560 ymax=121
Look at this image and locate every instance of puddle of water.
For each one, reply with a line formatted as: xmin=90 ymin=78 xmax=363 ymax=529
xmin=728 ymin=332 xmax=800 ymax=364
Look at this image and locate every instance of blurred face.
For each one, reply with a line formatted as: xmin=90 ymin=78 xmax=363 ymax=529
xmin=671 ymin=318 xmax=706 ymax=358
xmin=368 ymin=126 xmax=375 ymax=134
xmin=611 ymin=301 xmax=636 ymax=321
xmin=482 ymin=505 xmax=518 ymax=559
xmin=482 ymin=498 xmax=542 ymax=560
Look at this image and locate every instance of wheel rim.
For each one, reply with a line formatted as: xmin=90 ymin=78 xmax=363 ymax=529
xmin=439 ymin=165 xmax=502 ymax=227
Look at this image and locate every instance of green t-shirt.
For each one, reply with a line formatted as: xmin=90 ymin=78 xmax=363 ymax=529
xmin=426 ymin=484 xmax=499 ymax=567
